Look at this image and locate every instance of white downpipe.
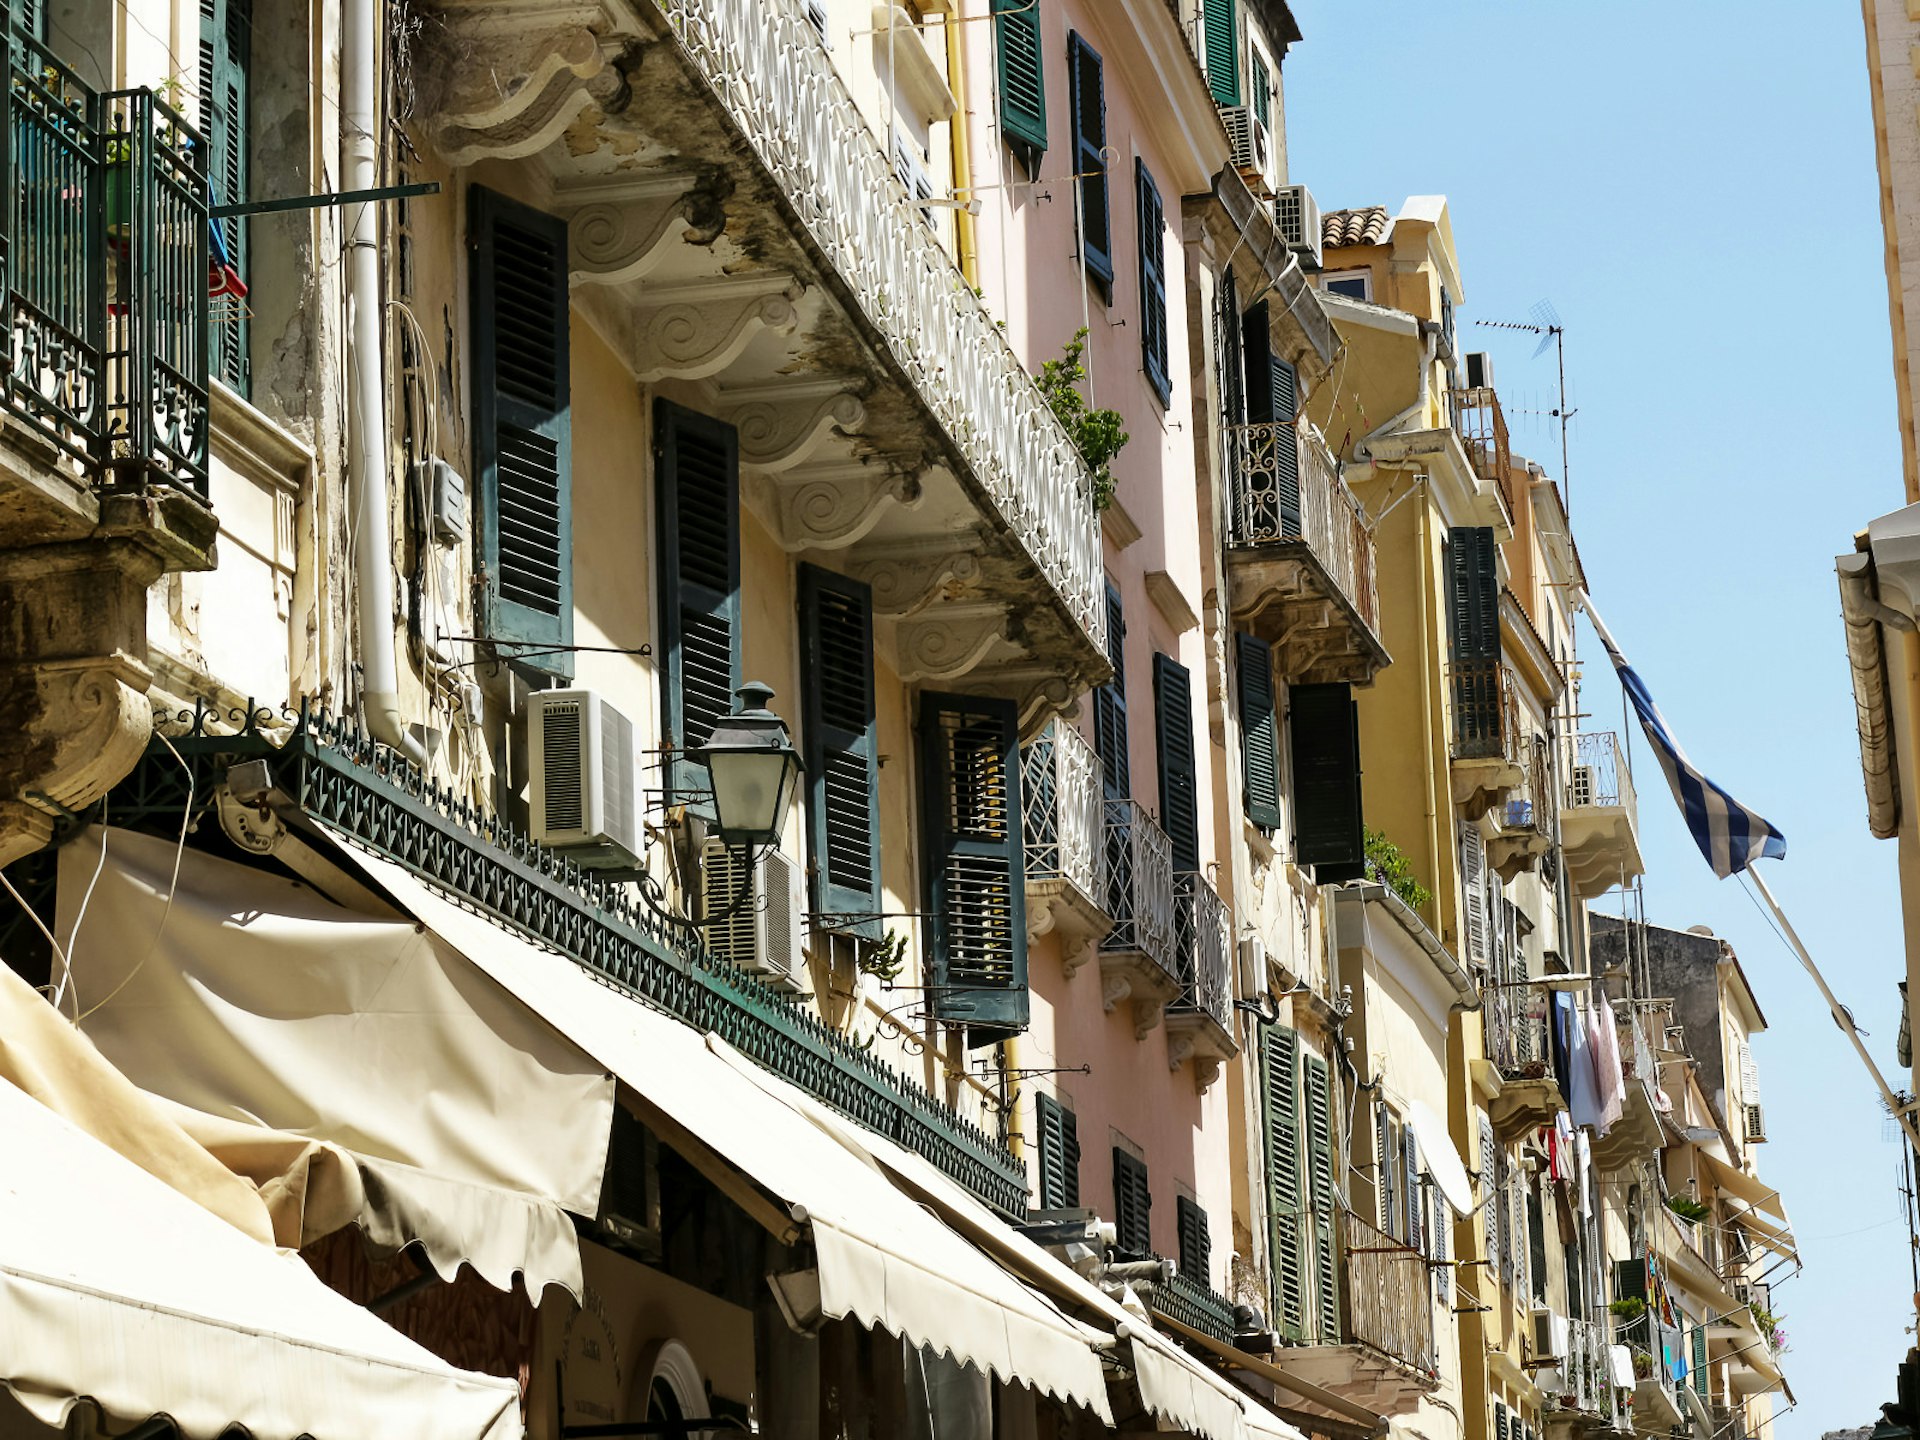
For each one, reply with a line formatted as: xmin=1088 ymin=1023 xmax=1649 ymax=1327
xmin=343 ymin=0 xmax=426 ymax=765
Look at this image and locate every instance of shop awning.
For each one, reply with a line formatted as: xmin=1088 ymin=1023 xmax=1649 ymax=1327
xmin=60 ymin=827 xmax=615 ymax=1300
xmin=0 ymin=1074 xmax=522 ymax=1440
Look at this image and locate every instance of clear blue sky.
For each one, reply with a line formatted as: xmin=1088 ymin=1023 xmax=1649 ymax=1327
xmin=1286 ymin=2 xmax=1907 ymax=1430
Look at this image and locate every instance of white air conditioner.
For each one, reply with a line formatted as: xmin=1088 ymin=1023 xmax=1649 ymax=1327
xmin=1568 ymin=765 xmax=1598 ymax=809
xmin=529 ymin=689 xmax=641 ymax=868
xmin=1465 ymin=351 xmax=1495 ymax=390
xmin=702 ymin=839 xmax=806 ymax=992
xmin=1275 ymin=184 xmax=1323 ymax=271
xmin=1218 ymin=104 xmax=1270 ymax=176
xmin=1744 ymin=1102 xmax=1767 ymax=1143
xmin=1529 ymin=1306 xmax=1559 ymax=1363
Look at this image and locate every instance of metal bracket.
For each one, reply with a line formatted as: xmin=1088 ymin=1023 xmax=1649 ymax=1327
xmin=211 ymin=180 xmax=442 ymax=219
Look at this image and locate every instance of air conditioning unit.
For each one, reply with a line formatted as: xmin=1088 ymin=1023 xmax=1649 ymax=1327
xmin=1218 ymin=104 xmax=1270 ymax=176
xmin=1275 ymin=184 xmax=1323 ymax=271
xmin=529 ymin=689 xmax=641 ymax=868
xmin=1465 ymin=351 xmax=1495 ymax=389
xmin=1568 ymin=765 xmax=1598 ymax=809
xmin=701 ymin=839 xmax=806 ymax=992
xmin=1529 ymin=1306 xmax=1559 ymax=1364
xmin=1744 ymin=1102 xmax=1767 ymax=1143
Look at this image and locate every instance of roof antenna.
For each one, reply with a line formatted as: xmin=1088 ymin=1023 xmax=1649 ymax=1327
xmin=1475 ymin=300 xmax=1574 ymax=514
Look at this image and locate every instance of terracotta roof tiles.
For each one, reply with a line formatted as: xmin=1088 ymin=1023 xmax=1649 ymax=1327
xmin=1321 ymin=205 xmax=1390 ymax=249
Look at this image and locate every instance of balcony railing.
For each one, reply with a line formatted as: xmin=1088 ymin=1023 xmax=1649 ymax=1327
xmin=1553 ymin=1316 xmax=1613 ymax=1418
xmin=1021 ymin=721 xmax=1104 ymax=909
xmin=1340 ymin=1212 xmax=1436 ymax=1373
xmin=1484 ymin=983 xmax=1552 ymax=1083
xmin=1449 ymin=385 xmax=1514 ymax=517
xmin=1138 ymin=1267 xmax=1237 ymax=1343
xmin=1101 ymin=798 xmax=1176 ymax=981
xmin=1226 ymin=416 xmax=1380 ymax=636
xmin=1498 ymin=735 xmax=1552 ymax=832
xmin=1170 ymin=870 xmax=1232 ymax=1029
xmin=1449 ymin=660 xmax=1519 ymax=763
xmin=0 ymin=25 xmax=209 ymax=497
xmin=655 ymin=0 xmax=1104 ymax=650
xmin=1566 ymin=731 xmax=1635 ymax=814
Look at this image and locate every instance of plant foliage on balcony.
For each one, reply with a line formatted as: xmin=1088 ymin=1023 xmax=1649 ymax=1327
xmin=1665 ymin=1193 xmax=1711 ymax=1224
xmin=1034 ymin=328 xmax=1129 ymax=510
xmin=1364 ymin=829 xmax=1432 ymax=911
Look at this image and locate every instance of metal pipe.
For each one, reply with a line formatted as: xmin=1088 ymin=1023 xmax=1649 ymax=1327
xmin=1837 ymin=549 xmax=1901 ymax=838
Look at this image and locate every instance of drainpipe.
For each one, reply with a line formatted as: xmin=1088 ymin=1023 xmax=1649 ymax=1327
xmin=343 ymin=0 xmax=426 ymax=766
xmin=1837 ymin=549 xmax=1905 ymax=838
xmin=943 ymin=10 xmax=978 ymax=286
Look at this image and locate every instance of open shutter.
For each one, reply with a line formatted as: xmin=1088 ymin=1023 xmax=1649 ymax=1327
xmin=656 ymin=400 xmax=740 ymax=792
xmin=1374 ymin=1105 xmax=1396 ymax=1236
xmin=1250 ymin=50 xmax=1270 ymax=127
xmin=1434 ymin=1184 xmax=1450 ymax=1299
xmin=1067 ymin=33 xmax=1112 ymax=290
xmin=1290 ymin=683 xmax=1364 ymax=880
xmin=1176 ymin=1196 xmax=1212 ymax=1285
xmin=1691 ymin=1323 xmax=1709 ymax=1397
xmin=799 ymin=565 xmax=880 ymax=933
xmin=1262 ymin=1025 xmax=1306 ymax=1340
xmin=1236 ymin=634 xmax=1282 ymax=830
xmin=1304 ymin=1053 xmax=1339 ymax=1342
xmin=1480 ymin=1115 xmax=1500 ymax=1272
xmin=1459 ymin=822 xmax=1489 ymax=967
xmin=921 ymin=693 xmax=1028 ymax=1036
xmin=1403 ymin=1128 xmax=1422 ymax=1255
xmin=1112 ymin=1149 xmax=1152 ymax=1257
xmin=1203 ymin=0 xmax=1239 ymax=105
xmin=1739 ymin=1039 xmax=1761 ymax=1105
xmin=472 ymin=187 xmax=574 ymax=675
xmin=1219 ymin=266 xmax=1245 ymax=429
xmin=991 ymin=0 xmax=1048 ymax=161
xmin=1033 ymin=1092 xmax=1080 ymax=1211
xmin=1095 ymin=581 xmax=1130 ymax=798
xmin=1136 ymin=160 xmax=1169 ymax=404
xmin=202 ymin=0 xmax=251 ymax=394
xmin=1240 ymin=302 xmax=1302 ymax=538
xmin=1153 ymin=653 xmax=1200 ymax=873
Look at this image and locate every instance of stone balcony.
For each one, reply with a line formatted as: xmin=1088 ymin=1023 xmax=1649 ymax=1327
xmin=1561 ymin=731 xmax=1644 ymax=898
xmin=1278 ymin=1213 xmax=1438 ymax=1417
xmin=422 ymin=0 xmax=1108 ymax=730
xmin=1448 ymin=661 xmax=1525 ymax=822
xmin=1483 ymin=987 xmax=1565 ymax=1145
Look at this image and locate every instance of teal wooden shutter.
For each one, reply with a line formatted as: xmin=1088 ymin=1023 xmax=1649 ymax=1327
xmin=1304 ymin=1052 xmax=1339 ymax=1342
xmin=1236 ymin=634 xmax=1281 ymax=830
xmin=1240 ymin=301 xmax=1301 ymax=537
xmin=201 ymin=0 xmax=250 ymax=394
xmin=1204 ymin=0 xmax=1239 ymax=105
xmin=1448 ymin=526 xmax=1500 ymax=663
xmin=992 ymin=0 xmax=1047 ymax=162
xmin=1067 ymin=33 xmax=1112 ymax=290
xmin=1033 ymin=1091 xmax=1080 ymax=1210
xmin=1691 ymin=1323 xmax=1708 ymax=1397
xmin=1094 ymin=581 xmax=1129 ymax=799
xmin=471 ymin=186 xmax=573 ymax=676
xmin=1152 ymin=653 xmax=1199 ymax=873
xmin=1250 ymin=50 xmax=1270 ymax=127
xmin=1176 ymin=1195 xmax=1211 ymax=1284
xmin=15 ymin=0 xmax=43 ymax=40
xmin=799 ymin=564 xmax=880 ymax=933
xmin=1262 ymin=1025 xmax=1306 ymax=1340
xmin=1135 ymin=160 xmax=1169 ymax=404
xmin=656 ymin=400 xmax=741 ymax=795
xmin=1112 ymin=1148 xmax=1151 ymax=1256
xmin=921 ymin=693 xmax=1028 ymax=1035
xmin=1289 ymin=682 xmax=1364 ymax=880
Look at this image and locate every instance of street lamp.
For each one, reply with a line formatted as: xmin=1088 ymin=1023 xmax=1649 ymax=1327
xmin=689 ymin=681 xmax=803 ymax=849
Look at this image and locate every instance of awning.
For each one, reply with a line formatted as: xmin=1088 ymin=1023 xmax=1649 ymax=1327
xmin=1727 ymin=1203 xmax=1797 ymax=1260
xmin=1701 ymin=1152 xmax=1790 ymax=1222
xmin=334 ymin=841 xmax=1118 ymax=1425
xmin=0 ymin=1074 xmax=522 ymax=1440
xmin=1406 ymin=1099 xmax=1474 ymax=1215
xmin=59 ymin=827 xmax=615 ymax=1300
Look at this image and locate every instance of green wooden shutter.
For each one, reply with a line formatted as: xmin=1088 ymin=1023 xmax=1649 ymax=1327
xmin=1033 ymin=1091 xmax=1080 ymax=1210
xmin=15 ymin=0 xmax=43 ymax=40
xmin=1692 ymin=1323 xmax=1709 ymax=1397
xmin=1067 ymin=33 xmax=1112 ymax=290
xmin=1094 ymin=581 xmax=1129 ymax=799
xmin=799 ymin=564 xmax=880 ymax=933
xmin=1290 ymin=682 xmax=1364 ymax=880
xmin=1303 ymin=1052 xmax=1339 ymax=1342
xmin=1135 ymin=159 xmax=1169 ymax=404
xmin=991 ymin=0 xmax=1047 ymax=161
xmin=1236 ymin=634 xmax=1281 ymax=830
xmin=656 ymin=399 xmax=741 ymax=795
xmin=1112 ymin=1148 xmax=1151 ymax=1257
xmin=1240 ymin=301 xmax=1301 ymax=537
xmin=1262 ymin=1025 xmax=1306 ymax=1340
xmin=921 ymin=692 xmax=1028 ymax=1036
xmin=1176 ymin=1195 xmax=1211 ymax=1284
xmin=1152 ymin=653 xmax=1199 ymax=873
xmin=1203 ymin=0 xmax=1239 ymax=105
xmin=471 ymin=186 xmax=574 ymax=676
xmin=201 ymin=0 xmax=250 ymax=394
xmin=1447 ymin=525 xmax=1500 ymax=663
xmin=1250 ymin=50 xmax=1270 ymax=127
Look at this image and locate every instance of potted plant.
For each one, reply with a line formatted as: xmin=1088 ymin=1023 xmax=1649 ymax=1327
xmin=1630 ymin=1347 xmax=1653 ymax=1381
xmin=1608 ymin=1297 xmax=1645 ymax=1322
xmin=1665 ymin=1193 xmax=1711 ymax=1224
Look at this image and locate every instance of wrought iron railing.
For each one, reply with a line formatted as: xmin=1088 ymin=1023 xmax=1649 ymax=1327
xmin=1170 ymin=870 xmax=1232 ymax=1029
xmin=1449 ymin=660 xmax=1519 ymax=763
xmin=1565 ymin=730 xmax=1635 ymax=818
xmin=1021 ymin=720 xmax=1104 ymax=910
xmin=1484 ymin=982 xmax=1553 ymax=1083
xmin=1100 ymin=798 xmax=1176 ymax=981
xmin=653 ymin=0 xmax=1104 ymax=651
xmin=1225 ymin=416 xmax=1380 ymax=636
xmin=1340 ymin=1211 xmax=1436 ymax=1373
xmin=1138 ymin=1268 xmax=1237 ymax=1343
xmin=1498 ymin=734 xmax=1553 ymax=832
xmin=1449 ymin=385 xmax=1514 ymax=518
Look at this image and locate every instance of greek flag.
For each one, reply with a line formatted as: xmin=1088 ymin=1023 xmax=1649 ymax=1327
xmin=1582 ymin=593 xmax=1786 ymax=879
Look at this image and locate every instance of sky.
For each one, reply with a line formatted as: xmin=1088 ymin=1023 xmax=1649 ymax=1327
xmin=1285 ymin=2 xmax=1909 ymax=1431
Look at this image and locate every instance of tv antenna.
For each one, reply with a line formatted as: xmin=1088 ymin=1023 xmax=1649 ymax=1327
xmin=1476 ymin=300 xmax=1575 ymax=513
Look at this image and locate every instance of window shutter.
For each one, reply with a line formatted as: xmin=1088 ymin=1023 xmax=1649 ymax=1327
xmin=1033 ymin=1091 xmax=1080 ymax=1211
xmin=1176 ymin=1195 xmax=1212 ymax=1285
xmin=1374 ymin=1105 xmax=1395 ymax=1235
xmin=799 ymin=564 xmax=880 ymax=932
xmin=1095 ymin=581 xmax=1130 ymax=799
xmin=1067 ymin=33 xmax=1112 ymax=290
xmin=1218 ymin=266 xmax=1244 ymax=429
xmin=1203 ymin=0 xmax=1239 ymax=105
xmin=1691 ymin=1323 xmax=1709 ymax=1397
xmin=1303 ymin=1053 xmax=1339 ymax=1343
xmin=202 ymin=0 xmax=251 ymax=394
xmin=1135 ymin=160 xmax=1169 ymax=404
xmin=1290 ymin=683 xmax=1364 ymax=879
xmin=1447 ymin=526 xmax=1501 ymax=664
xmin=921 ymin=692 xmax=1028 ymax=1035
xmin=1459 ymin=822 xmax=1489 ymax=967
xmin=1240 ymin=302 xmax=1302 ymax=538
xmin=1112 ymin=1149 xmax=1152 ymax=1257
xmin=1739 ymin=1039 xmax=1761 ymax=1105
xmin=1403 ymin=1128 xmax=1422 ymax=1256
xmin=471 ymin=187 xmax=574 ymax=675
xmin=1153 ymin=653 xmax=1200 ymax=873
xmin=1236 ymin=634 xmax=1282 ymax=830
xmin=991 ymin=0 xmax=1048 ymax=160
xmin=1262 ymin=1025 xmax=1306 ymax=1340
xmin=15 ymin=0 xmax=42 ymax=37
xmin=656 ymin=400 xmax=740 ymax=790
xmin=1250 ymin=50 xmax=1270 ymax=128
xmin=1480 ymin=1115 xmax=1499 ymax=1272
xmin=1527 ymin=1188 xmax=1548 ymax=1303
xmin=1434 ymin=1186 xmax=1450 ymax=1299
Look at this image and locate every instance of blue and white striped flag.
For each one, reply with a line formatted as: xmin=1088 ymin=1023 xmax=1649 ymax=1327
xmin=1581 ymin=592 xmax=1786 ymax=879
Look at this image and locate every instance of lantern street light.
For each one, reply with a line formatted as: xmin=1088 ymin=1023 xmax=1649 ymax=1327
xmin=689 ymin=681 xmax=804 ymax=849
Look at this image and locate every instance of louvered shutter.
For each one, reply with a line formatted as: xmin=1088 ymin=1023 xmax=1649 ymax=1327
xmin=921 ymin=692 xmax=1028 ymax=1035
xmin=1250 ymin=50 xmax=1270 ymax=127
xmin=1691 ymin=1322 xmax=1709 ymax=1397
xmin=1508 ymin=1172 xmax=1527 ymax=1297
xmin=1527 ymin=1188 xmax=1548 ymax=1303
xmin=1447 ymin=526 xmax=1500 ymax=663
xmin=1240 ymin=301 xmax=1302 ymax=539
xmin=1176 ymin=1195 xmax=1212 ymax=1285
xmin=1094 ymin=581 xmax=1129 ymax=799
xmin=1219 ymin=266 xmax=1245 ymax=429
xmin=1375 ymin=1105 xmax=1396 ymax=1235
xmin=1067 ymin=33 xmax=1112 ymax=290
xmin=471 ymin=187 xmax=574 ymax=675
xmin=1290 ymin=683 xmax=1365 ymax=879
xmin=201 ymin=0 xmax=250 ymax=394
xmin=1136 ymin=160 xmax=1170 ymax=404
xmin=1262 ymin=1025 xmax=1307 ymax=1340
xmin=1494 ymin=1402 xmax=1510 ymax=1440
xmin=1434 ymin=1187 xmax=1450 ymax=1299
xmin=1404 ymin=1129 xmax=1422 ymax=1255
xmin=14 ymin=0 xmax=41 ymax=37
xmin=799 ymin=565 xmax=880 ymax=933
xmin=1153 ymin=653 xmax=1200 ymax=873
xmin=1112 ymin=1149 xmax=1152 ymax=1257
xmin=1480 ymin=1115 xmax=1499 ymax=1271
xmin=656 ymin=400 xmax=740 ymax=790
xmin=1304 ymin=1053 xmax=1339 ymax=1342
xmin=1459 ymin=822 xmax=1489 ymax=967
xmin=1236 ymin=634 xmax=1282 ymax=830
xmin=1034 ymin=1091 xmax=1080 ymax=1211
xmin=1739 ymin=1039 xmax=1761 ymax=1105
xmin=1203 ymin=0 xmax=1239 ymax=104
xmin=991 ymin=0 xmax=1047 ymax=160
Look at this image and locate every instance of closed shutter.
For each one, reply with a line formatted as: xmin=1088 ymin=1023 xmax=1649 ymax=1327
xmin=472 ymin=187 xmax=574 ymax=675
xmin=1459 ymin=822 xmax=1489 ymax=967
xmin=1303 ymin=1053 xmax=1339 ymax=1342
xmin=1692 ymin=1322 xmax=1709 ymax=1397
xmin=1203 ymin=0 xmax=1239 ymax=105
xmin=1236 ymin=634 xmax=1282 ymax=830
xmin=15 ymin=0 xmax=41 ymax=37
xmin=1262 ymin=1025 xmax=1306 ymax=1340
xmin=1219 ymin=266 xmax=1244 ymax=429
xmin=1508 ymin=1172 xmax=1527 ymax=1296
xmin=1480 ymin=1114 xmax=1499 ymax=1272
xmin=1494 ymin=1402 xmax=1510 ymax=1440
xmin=1290 ymin=683 xmax=1365 ymax=879
xmin=1403 ymin=1128 xmax=1422 ymax=1255
xmin=1112 ymin=1149 xmax=1152 ymax=1257
xmin=1250 ymin=50 xmax=1270 ymax=128
xmin=1739 ymin=1038 xmax=1761 ymax=1105
xmin=201 ymin=0 xmax=250 ymax=394
xmin=1095 ymin=581 xmax=1129 ymax=799
xmin=1136 ymin=160 xmax=1169 ymax=404
xmin=1067 ymin=33 xmax=1112 ymax=290
xmin=1176 ymin=1195 xmax=1211 ymax=1285
xmin=1033 ymin=1091 xmax=1081 ymax=1211
xmin=991 ymin=0 xmax=1047 ymax=160
xmin=656 ymin=400 xmax=740 ymax=790
xmin=799 ymin=565 xmax=880 ymax=932
xmin=1447 ymin=526 xmax=1500 ymax=663
xmin=921 ymin=692 xmax=1029 ymax=1035
xmin=1240 ymin=301 xmax=1302 ymax=538
xmin=1153 ymin=653 xmax=1200 ymax=873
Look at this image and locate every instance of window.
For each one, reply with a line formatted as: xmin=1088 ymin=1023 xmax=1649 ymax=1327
xmin=1527 ymin=1187 xmax=1548 ymax=1304
xmin=1261 ymin=1025 xmax=1306 ymax=1339
xmin=1033 ymin=1092 xmax=1081 ymax=1210
xmin=991 ymin=0 xmax=1046 ymax=168
xmin=1112 ymin=1148 xmax=1151 ymax=1257
xmin=1202 ymin=0 xmax=1238 ymax=106
xmin=656 ymin=400 xmax=740 ymax=790
xmin=1175 ymin=1195 xmax=1211 ymax=1284
xmin=892 ymin=129 xmax=935 ymax=219
xmin=1303 ymin=1053 xmax=1339 ymax=1341
xmin=470 ymin=187 xmax=573 ymax=676
xmin=1235 ymin=634 xmax=1281 ymax=830
xmin=1067 ymin=32 xmax=1112 ymax=292
xmin=1321 ymin=269 xmax=1371 ymax=302
xmin=1289 ymin=683 xmax=1364 ymax=880
xmin=1135 ymin=161 xmax=1169 ymax=404
xmin=1249 ymin=49 xmax=1270 ymax=128
xmin=202 ymin=0 xmax=251 ymax=393
xmin=1152 ymin=653 xmax=1199 ymax=873
xmin=798 ymin=565 xmax=881 ymax=933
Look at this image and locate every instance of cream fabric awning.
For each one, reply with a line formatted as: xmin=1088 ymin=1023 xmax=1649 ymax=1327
xmin=335 ymin=841 xmax=1118 ymax=1425
xmin=59 ymin=827 xmax=615 ymax=1300
xmin=0 ymin=1075 xmax=522 ymax=1440
xmin=1701 ymin=1152 xmax=1790 ymax=1222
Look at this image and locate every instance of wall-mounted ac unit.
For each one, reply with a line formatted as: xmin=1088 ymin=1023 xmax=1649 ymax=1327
xmin=1275 ymin=185 xmax=1323 ymax=271
xmin=1218 ymin=105 xmax=1270 ymax=177
xmin=1529 ymin=1306 xmax=1559 ymax=1364
xmin=529 ymin=689 xmax=641 ymax=868
xmin=1465 ymin=351 xmax=1495 ymax=389
xmin=1567 ymin=765 xmax=1598 ymax=809
xmin=1744 ymin=1102 xmax=1767 ymax=1143
xmin=702 ymin=839 xmax=806 ymax=992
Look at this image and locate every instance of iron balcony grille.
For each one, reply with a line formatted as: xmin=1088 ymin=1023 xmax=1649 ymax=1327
xmin=1340 ymin=1211 xmax=1437 ymax=1375
xmin=1137 ymin=1268 xmax=1237 ymax=1343
xmin=1020 ymin=719 xmax=1104 ymax=909
xmin=1100 ymin=797 xmax=1176 ymax=982
xmin=1565 ymin=730 xmax=1635 ymax=816
xmin=1448 ymin=385 xmax=1514 ymax=518
xmin=1169 ymin=870 xmax=1231 ymax=1029
xmin=1449 ymin=660 xmax=1518 ymax=763
xmin=1484 ymin=983 xmax=1553 ymax=1084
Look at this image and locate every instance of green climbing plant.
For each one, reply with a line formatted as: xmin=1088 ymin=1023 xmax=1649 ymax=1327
xmin=1364 ymin=828 xmax=1432 ymax=912
xmin=1033 ymin=328 xmax=1130 ymax=510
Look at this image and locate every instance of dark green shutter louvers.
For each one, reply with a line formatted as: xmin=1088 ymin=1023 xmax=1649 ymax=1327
xmin=471 ymin=186 xmax=574 ymax=677
xmin=1241 ymin=301 xmax=1301 ymax=537
xmin=1219 ymin=266 xmax=1244 ymax=428
xmin=1251 ymin=50 xmax=1270 ymax=127
xmin=656 ymin=400 xmax=741 ymax=796
xmin=1203 ymin=0 xmax=1239 ymax=105
xmin=1067 ymin=33 xmax=1112 ymax=290
xmin=1034 ymin=1092 xmax=1080 ymax=1210
xmin=921 ymin=692 xmax=1028 ymax=1037
xmin=1136 ymin=160 xmax=1169 ymax=404
xmin=1304 ymin=1052 xmax=1339 ymax=1342
xmin=1095 ymin=581 xmax=1129 ymax=799
xmin=1290 ymin=682 xmax=1364 ymax=880
xmin=1176 ymin=1195 xmax=1211 ymax=1285
xmin=1448 ymin=526 xmax=1501 ymax=663
xmin=1112 ymin=1148 xmax=1151 ymax=1257
xmin=799 ymin=565 xmax=880 ymax=934
xmin=1375 ymin=1105 xmax=1396 ymax=1234
xmin=1152 ymin=653 xmax=1200 ymax=873
xmin=1692 ymin=1323 xmax=1709 ymax=1397
xmin=991 ymin=0 xmax=1047 ymax=160
xmin=1236 ymin=633 xmax=1281 ymax=830
xmin=202 ymin=0 xmax=251 ymax=394
xmin=1262 ymin=1025 xmax=1306 ymax=1340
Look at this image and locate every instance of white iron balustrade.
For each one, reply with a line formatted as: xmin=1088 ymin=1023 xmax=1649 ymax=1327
xmin=1101 ymin=799 xmax=1177 ymax=983
xmin=1171 ymin=871 xmax=1232 ymax=1030
xmin=1021 ymin=720 xmax=1104 ymax=909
